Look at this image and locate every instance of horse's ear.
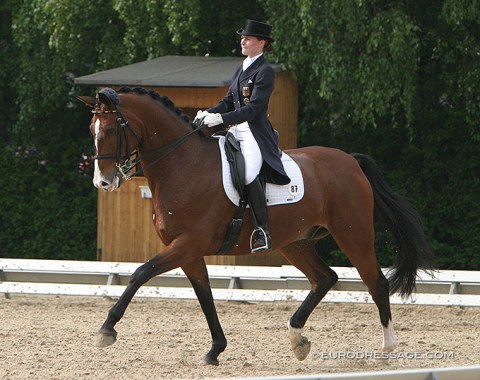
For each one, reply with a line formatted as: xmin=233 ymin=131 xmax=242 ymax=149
xmin=77 ymin=96 xmax=96 ymax=108
xmin=98 ymin=92 xmax=112 ymax=106
xmin=98 ymin=87 xmax=119 ymax=107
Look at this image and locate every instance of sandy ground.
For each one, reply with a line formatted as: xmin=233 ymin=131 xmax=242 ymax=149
xmin=0 ymin=295 xmax=479 ymax=380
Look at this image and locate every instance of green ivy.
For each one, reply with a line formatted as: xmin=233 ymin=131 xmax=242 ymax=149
xmin=265 ymin=0 xmax=480 ymax=269
xmin=0 ymin=0 xmax=479 ymax=268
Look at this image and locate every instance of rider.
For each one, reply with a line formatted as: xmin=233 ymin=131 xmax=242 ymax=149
xmin=195 ymin=19 xmax=290 ymax=253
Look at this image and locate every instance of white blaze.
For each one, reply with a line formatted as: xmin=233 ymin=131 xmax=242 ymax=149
xmin=92 ymin=118 xmax=119 ymax=191
xmin=93 ymin=119 xmax=103 ymax=187
xmin=94 ymin=118 xmax=101 ymax=148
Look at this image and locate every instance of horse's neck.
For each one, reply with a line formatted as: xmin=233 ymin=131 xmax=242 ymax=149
xmin=140 ymin=107 xmax=191 ymax=148
xmin=145 ymin=134 xmax=220 ymax=216
xmin=137 ymin=107 xmax=219 ymax=185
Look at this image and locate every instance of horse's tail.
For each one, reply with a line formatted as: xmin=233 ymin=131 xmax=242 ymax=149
xmin=351 ymin=153 xmax=435 ymax=297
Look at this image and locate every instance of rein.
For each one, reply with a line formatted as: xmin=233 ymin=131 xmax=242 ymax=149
xmin=93 ymin=108 xmax=207 ymax=180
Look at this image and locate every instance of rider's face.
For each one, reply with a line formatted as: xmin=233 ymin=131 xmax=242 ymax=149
xmin=241 ymin=35 xmax=265 ymax=58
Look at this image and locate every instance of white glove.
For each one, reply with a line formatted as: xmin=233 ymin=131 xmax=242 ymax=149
xmin=203 ymin=113 xmax=223 ymax=127
xmin=193 ymin=110 xmax=209 ymax=125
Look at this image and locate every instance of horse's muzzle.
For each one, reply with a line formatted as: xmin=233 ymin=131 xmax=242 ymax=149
xmin=93 ymin=170 xmax=121 ymax=192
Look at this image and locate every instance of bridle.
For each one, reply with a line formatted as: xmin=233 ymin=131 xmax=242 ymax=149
xmin=92 ymin=88 xmax=207 ymax=180
xmin=92 ymin=107 xmax=141 ymax=179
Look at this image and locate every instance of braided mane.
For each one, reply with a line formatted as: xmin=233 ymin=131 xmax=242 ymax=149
xmin=118 ymin=86 xmax=190 ymax=124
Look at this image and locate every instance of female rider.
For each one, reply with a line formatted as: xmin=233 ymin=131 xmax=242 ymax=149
xmin=196 ymin=19 xmax=290 ymax=253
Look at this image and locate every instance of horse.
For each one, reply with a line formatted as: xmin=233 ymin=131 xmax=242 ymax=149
xmin=78 ymin=86 xmax=434 ymax=365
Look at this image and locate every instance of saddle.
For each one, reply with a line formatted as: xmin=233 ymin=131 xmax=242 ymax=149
xmin=215 ymin=131 xmax=305 ymax=254
xmin=224 ymin=131 xmax=246 ymax=199
xmin=217 ymin=131 xmax=248 ymax=255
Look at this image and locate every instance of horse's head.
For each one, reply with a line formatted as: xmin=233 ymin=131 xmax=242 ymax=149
xmin=78 ymin=88 xmax=141 ymax=192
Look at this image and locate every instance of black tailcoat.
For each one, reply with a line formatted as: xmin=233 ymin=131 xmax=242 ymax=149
xmin=208 ymin=55 xmax=290 ymax=185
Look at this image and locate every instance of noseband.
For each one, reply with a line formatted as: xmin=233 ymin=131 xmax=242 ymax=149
xmin=93 ymin=88 xmax=207 ymax=180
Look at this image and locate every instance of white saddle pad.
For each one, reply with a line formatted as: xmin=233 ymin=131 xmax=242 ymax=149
xmin=215 ymin=136 xmax=304 ymax=207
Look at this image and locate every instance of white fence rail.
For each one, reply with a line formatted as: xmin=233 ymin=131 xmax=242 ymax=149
xmin=1 ymin=259 xmax=480 ymax=306
xmin=230 ymin=364 xmax=480 ymax=380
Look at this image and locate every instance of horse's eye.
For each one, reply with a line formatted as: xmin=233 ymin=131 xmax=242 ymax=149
xmin=106 ymin=127 xmax=116 ymax=135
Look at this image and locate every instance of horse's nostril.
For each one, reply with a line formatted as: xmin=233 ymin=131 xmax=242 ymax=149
xmin=101 ymin=181 xmax=109 ymax=187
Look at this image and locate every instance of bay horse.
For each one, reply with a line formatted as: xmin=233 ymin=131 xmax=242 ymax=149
xmin=79 ymin=87 xmax=433 ymax=365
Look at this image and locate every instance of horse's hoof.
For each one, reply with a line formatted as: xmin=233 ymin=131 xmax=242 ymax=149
xmin=203 ymin=354 xmax=219 ymax=366
xmin=382 ymin=342 xmax=397 ymax=352
xmin=288 ymin=321 xmax=312 ymax=361
xmin=94 ymin=330 xmax=117 ymax=348
xmin=292 ymin=335 xmax=311 ymax=361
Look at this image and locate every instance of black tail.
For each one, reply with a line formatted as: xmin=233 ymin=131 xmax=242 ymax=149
xmin=351 ymin=153 xmax=435 ymax=297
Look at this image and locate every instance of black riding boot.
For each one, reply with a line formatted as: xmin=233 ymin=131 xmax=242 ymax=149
xmin=245 ymin=176 xmax=271 ymax=253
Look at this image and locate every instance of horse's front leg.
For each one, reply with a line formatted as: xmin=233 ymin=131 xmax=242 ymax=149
xmin=182 ymin=259 xmax=227 ymax=366
xmin=94 ymin=247 xmax=184 ymax=348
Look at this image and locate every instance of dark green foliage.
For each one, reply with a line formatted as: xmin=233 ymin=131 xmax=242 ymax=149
xmin=264 ymin=0 xmax=480 ymax=269
xmin=0 ymin=143 xmax=96 ymax=259
xmin=0 ymin=0 xmax=478 ymax=267
xmin=0 ymin=0 xmax=263 ymax=261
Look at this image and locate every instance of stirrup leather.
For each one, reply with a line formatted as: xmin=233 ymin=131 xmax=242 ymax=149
xmin=250 ymin=227 xmax=271 ymax=253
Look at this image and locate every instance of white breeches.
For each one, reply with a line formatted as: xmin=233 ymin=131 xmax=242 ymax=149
xmin=229 ymin=121 xmax=263 ymax=185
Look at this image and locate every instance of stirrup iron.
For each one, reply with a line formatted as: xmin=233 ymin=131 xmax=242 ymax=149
xmin=250 ymin=227 xmax=271 ymax=253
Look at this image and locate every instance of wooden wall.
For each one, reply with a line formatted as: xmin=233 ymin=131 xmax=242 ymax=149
xmin=97 ymin=178 xmax=163 ymax=262
xmin=269 ymin=72 xmax=298 ymax=150
xmin=98 ymin=71 xmax=297 ymax=265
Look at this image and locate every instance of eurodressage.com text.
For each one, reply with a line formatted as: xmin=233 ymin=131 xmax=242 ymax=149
xmin=313 ymin=351 xmax=455 ymax=360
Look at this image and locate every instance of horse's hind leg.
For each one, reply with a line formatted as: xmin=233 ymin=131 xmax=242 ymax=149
xmin=354 ymin=262 xmax=396 ymax=351
xmin=369 ymin=267 xmax=397 ymax=351
xmin=182 ymin=258 xmax=227 ymax=366
xmin=281 ymin=240 xmax=338 ymax=361
xmin=330 ymin=219 xmax=397 ymax=352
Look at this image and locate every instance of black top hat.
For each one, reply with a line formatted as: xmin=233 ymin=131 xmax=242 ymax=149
xmin=237 ymin=19 xmax=274 ymax=42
